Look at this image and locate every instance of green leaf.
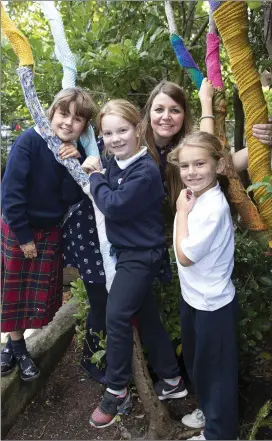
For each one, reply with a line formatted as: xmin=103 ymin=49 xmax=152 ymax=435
xmin=136 ymin=34 xmax=145 ymax=52
xmin=91 ymin=350 xmax=106 ymax=364
xmin=259 ymin=276 xmax=272 ymax=286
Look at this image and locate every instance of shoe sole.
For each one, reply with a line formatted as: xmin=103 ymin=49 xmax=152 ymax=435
xmin=1 ymin=366 xmax=16 ymax=377
xmin=21 ymin=370 xmax=41 ymax=382
xmin=158 ymin=388 xmax=188 ymax=401
xmin=181 ymin=417 xmax=205 ymax=429
xmin=89 ymin=395 xmax=132 ymax=429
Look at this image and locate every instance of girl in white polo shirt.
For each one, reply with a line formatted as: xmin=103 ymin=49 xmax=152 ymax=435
xmin=168 ymin=131 xmax=238 ymax=441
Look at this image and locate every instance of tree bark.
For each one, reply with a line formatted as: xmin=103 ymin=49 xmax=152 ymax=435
xmin=264 ymin=2 xmax=272 ymax=59
xmin=132 ymin=327 xmax=175 ymax=440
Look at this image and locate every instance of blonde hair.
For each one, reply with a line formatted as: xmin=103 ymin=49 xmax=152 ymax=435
xmin=141 ymin=81 xmax=193 ymax=210
xmin=97 ymin=99 xmax=143 ymax=154
xmin=48 ymin=87 xmax=98 ymax=135
xmin=168 ymin=131 xmax=226 ymax=203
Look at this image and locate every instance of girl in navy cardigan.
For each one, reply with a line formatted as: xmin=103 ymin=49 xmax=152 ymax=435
xmin=1 ymin=87 xmax=96 ymax=382
xmin=82 ymin=99 xmax=187 ymax=429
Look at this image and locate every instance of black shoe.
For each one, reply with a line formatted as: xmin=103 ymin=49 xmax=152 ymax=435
xmin=1 ymin=348 xmax=17 ymax=377
xmin=16 ymin=353 xmax=40 ymax=382
xmin=80 ymin=357 xmax=107 ymax=384
xmin=155 ymin=377 xmax=188 ymax=400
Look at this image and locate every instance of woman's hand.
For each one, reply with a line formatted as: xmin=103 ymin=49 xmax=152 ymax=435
xmin=252 ymin=117 xmax=272 ymax=146
xmin=198 ymin=77 xmax=214 ymax=103
xmin=59 ymin=143 xmax=81 ymax=160
xmin=176 ymin=189 xmax=196 ymax=215
xmin=82 ymin=156 xmax=102 ymax=175
xmin=20 ymin=241 xmax=37 ymax=259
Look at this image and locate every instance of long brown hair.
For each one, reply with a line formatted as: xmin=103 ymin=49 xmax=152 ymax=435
xmin=141 ymin=81 xmax=193 ymax=210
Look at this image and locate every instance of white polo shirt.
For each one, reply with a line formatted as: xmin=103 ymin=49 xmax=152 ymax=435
xmin=173 ymin=183 xmax=235 ymax=311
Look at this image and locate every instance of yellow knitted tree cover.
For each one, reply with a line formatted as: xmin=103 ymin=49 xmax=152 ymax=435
xmin=213 ymin=90 xmax=267 ymax=232
xmin=1 ymin=4 xmax=34 ymax=66
xmin=213 ymin=1 xmax=272 ymax=231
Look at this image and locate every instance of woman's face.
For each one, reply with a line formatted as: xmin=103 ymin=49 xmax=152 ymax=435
xmin=150 ymin=93 xmax=185 ymax=147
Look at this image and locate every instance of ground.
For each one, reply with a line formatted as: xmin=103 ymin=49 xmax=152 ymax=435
xmin=4 ymin=291 xmax=272 ymax=440
xmin=4 ymin=342 xmax=199 ymax=440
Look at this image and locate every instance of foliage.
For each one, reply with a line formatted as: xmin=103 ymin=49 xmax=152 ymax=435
xmin=70 ymin=277 xmax=90 ymax=348
xmin=248 ymin=400 xmax=272 ymax=440
xmin=247 ymin=175 xmax=272 ymax=204
xmin=2 ymin=0 xmax=268 ymax=128
xmin=233 ymin=230 xmax=272 ymax=360
xmin=153 ymin=249 xmax=181 ymax=345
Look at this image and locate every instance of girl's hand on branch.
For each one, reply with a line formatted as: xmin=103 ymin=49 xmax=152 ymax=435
xmin=199 ymin=77 xmax=214 ymax=103
xmin=176 ymin=189 xmax=196 ymax=215
xmin=59 ymin=143 xmax=81 ymax=160
xmin=252 ymin=117 xmax=272 ymax=146
xmin=20 ymin=241 xmax=37 ymax=259
xmin=82 ymin=156 xmax=102 ymax=175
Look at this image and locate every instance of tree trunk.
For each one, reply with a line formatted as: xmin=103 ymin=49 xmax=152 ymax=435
xmin=232 ymin=86 xmax=250 ymax=189
xmin=264 ymin=2 xmax=272 ymax=58
xmin=131 ymin=327 xmax=175 ymax=439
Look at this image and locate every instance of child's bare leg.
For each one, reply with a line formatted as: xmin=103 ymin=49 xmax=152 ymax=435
xmin=10 ymin=329 xmax=25 ymax=340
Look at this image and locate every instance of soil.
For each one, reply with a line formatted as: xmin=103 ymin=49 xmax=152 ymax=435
xmin=4 ymin=342 xmax=198 ymax=440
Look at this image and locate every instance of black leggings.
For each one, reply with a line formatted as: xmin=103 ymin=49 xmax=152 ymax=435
xmin=83 ymin=282 xmax=108 ymax=356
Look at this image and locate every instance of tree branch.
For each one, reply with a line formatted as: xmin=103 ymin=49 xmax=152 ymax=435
xmin=188 ymin=17 xmax=209 ymax=50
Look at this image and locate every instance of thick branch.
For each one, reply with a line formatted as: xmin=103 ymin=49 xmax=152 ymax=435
xmin=188 ymin=17 xmax=209 ymax=50
xmin=184 ymin=0 xmax=196 ymax=41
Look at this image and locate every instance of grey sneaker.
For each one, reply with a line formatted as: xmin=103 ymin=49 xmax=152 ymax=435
xmin=187 ymin=431 xmax=205 ymax=440
xmin=182 ymin=408 xmax=205 ymax=429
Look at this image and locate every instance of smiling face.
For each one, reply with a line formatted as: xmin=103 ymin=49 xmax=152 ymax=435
xmin=178 ymin=145 xmax=222 ymax=197
xmin=150 ymin=93 xmax=185 ymax=147
xmin=101 ymin=114 xmax=139 ymax=160
xmin=51 ymin=101 xmax=86 ymax=142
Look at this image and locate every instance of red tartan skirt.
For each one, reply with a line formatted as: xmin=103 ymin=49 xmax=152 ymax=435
xmin=1 ymin=219 xmax=63 ymax=332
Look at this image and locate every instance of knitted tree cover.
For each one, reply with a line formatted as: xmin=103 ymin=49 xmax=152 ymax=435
xmin=206 ymin=13 xmax=268 ymax=234
xmin=213 ymin=1 xmax=272 ymax=232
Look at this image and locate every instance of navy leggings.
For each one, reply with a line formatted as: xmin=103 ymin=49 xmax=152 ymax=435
xmin=180 ymin=295 xmax=238 ymax=440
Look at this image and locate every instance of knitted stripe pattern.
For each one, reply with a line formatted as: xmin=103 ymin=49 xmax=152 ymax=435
xmin=170 ymin=34 xmax=204 ymax=90
xmin=206 ymin=33 xmax=224 ymax=89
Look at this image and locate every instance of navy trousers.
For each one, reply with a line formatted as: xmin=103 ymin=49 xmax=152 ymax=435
xmin=180 ymin=295 xmax=238 ymax=440
xmin=106 ymin=248 xmax=180 ymax=390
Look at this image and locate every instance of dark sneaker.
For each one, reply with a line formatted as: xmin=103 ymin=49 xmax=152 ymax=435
xmin=1 ymin=348 xmax=16 ymax=377
xmin=155 ymin=377 xmax=188 ymax=400
xmin=89 ymin=390 xmax=132 ymax=428
xmin=16 ymin=354 xmax=40 ymax=382
xmin=80 ymin=357 xmax=107 ymax=384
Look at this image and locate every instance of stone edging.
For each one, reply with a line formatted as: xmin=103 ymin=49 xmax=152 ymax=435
xmin=1 ymin=301 xmax=77 ymax=438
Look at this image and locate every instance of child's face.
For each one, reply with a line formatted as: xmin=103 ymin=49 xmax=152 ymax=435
xmin=101 ymin=114 xmax=139 ymax=160
xmin=51 ymin=102 xmax=86 ymax=142
xmin=178 ymin=146 xmax=222 ymax=197
xmin=150 ymin=93 xmax=184 ymax=147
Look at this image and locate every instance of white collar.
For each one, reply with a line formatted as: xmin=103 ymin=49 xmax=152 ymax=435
xmin=195 ymin=182 xmax=221 ymax=204
xmin=114 ymin=146 xmax=147 ymax=170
